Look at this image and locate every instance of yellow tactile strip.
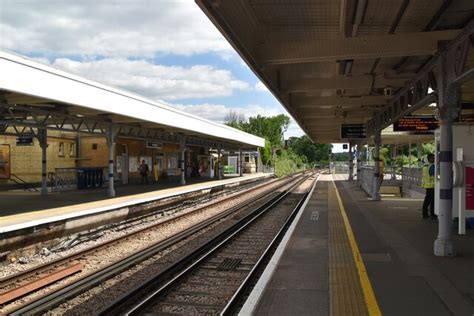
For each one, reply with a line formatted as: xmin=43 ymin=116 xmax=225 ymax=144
xmin=328 ymin=180 xmax=377 ymax=316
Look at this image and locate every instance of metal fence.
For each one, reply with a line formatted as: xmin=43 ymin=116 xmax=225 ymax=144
xmin=260 ymin=164 xmax=275 ymax=174
xmin=54 ymin=168 xmax=77 ymax=191
xmin=359 ymin=166 xmax=374 ymax=196
xmin=402 ymin=167 xmax=424 ymax=196
xmin=331 ymin=162 xmax=349 ymax=174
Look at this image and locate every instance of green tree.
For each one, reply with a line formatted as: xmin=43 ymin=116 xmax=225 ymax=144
xmin=287 ymin=135 xmax=331 ymax=166
xmin=242 ymin=114 xmax=290 ymax=148
xmin=226 ymin=113 xmax=291 ymax=165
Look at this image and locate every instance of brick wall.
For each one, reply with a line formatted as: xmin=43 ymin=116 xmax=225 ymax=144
xmin=0 ymin=131 xmax=77 ymax=183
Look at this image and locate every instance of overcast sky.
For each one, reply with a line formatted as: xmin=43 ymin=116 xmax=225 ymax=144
xmin=0 ymin=0 xmax=311 ymax=139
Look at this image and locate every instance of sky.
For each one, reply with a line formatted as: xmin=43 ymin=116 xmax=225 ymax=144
xmin=0 ymin=1 xmax=347 ymax=150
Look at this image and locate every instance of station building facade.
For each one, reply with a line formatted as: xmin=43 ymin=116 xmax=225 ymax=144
xmin=0 ymin=129 xmax=254 ymax=189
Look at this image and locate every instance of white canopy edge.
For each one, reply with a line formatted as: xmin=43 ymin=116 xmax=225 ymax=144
xmin=0 ymin=51 xmax=264 ymax=148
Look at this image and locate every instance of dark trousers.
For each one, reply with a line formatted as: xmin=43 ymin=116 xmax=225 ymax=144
xmin=141 ymin=173 xmax=148 ymax=184
xmin=422 ymin=188 xmax=435 ymax=217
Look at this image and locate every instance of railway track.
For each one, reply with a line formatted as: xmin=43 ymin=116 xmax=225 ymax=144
xmin=0 ymin=172 xmax=311 ymax=315
xmin=100 ymin=172 xmax=319 ymax=315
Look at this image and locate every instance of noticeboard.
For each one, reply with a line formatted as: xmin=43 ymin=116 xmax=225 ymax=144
xmin=393 ymin=116 xmax=439 ymax=132
xmin=341 ymin=124 xmax=366 ymax=139
xmin=0 ymin=144 xmax=11 ymax=179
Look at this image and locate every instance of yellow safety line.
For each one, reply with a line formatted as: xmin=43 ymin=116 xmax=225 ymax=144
xmin=332 ymin=180 xmax=382 ymax=316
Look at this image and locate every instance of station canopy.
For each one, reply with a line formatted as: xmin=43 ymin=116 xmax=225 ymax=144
xmin=0 ymin=51 xmax=264 ymax=150
xmin=197 ymin=0 xmax=474 ymax=143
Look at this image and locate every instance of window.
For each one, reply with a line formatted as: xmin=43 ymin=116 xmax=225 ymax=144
xmin=245 ymin=156 xmax=250 ymax=163
xmin=69 ymin=143 xmax=76 ymax=157
xmin=58 ymin=142 xmax=65 ymax=157
xmin=92 ymin=143 xmax=98 ymax=150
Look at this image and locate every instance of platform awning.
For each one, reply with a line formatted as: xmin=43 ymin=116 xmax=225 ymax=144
xmin=0 ymin=51 xmax=265 ymax=149
xmin=196 ymin=0 xmax=474 ymax=143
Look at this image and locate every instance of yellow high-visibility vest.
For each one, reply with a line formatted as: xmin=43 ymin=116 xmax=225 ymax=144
xmin=422 ymin=164 xmax=434 ymax=188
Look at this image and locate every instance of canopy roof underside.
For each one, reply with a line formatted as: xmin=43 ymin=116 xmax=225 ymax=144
xmin=197 ymin=0 xmax=474 ymax=143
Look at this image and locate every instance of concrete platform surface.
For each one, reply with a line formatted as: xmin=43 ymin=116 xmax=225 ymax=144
xmin=246 ymin=174 xmax=474 ymax=316
xmin=0 ymin=173 xmax=271 ymax=232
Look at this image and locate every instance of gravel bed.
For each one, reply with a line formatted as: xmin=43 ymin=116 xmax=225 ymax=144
xmin=0 ymin=176 xmax=292 ymax=314
xmin=159 ymin=303 xmax=219 ymax=315
xmin=144 ymin=175 xmax=315 ymax=314
xmin=0 ymin=177 xmax=277 ymax=279
xmin=35 ymin=175 xmax=302 ymax=315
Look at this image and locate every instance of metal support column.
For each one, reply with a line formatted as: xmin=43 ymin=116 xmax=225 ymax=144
xmin=256 ymin=148 xmax=259 ymax=173
xmin=372 ymin=130 xmax=381 ymax=201
xmin=105 ymin=125 xmax=117 ymax=198
xmin=218 ymin=143 xmax=222 ymax=180
xmin=239 ymin=147 xmax=243 ymax=176
xmin=356 ymin=142 xmax=361 ymax=185
xmin=38 ymin=128 xmax=48 ymax=196
xmin=391 ymin=144 xmax=396 ymax=180
xmin=180 ymin=136 xmax=186 ymax=186
xmin=348 ymin=141 xmax=354 ymax=180
xmin=434 ymin=52 xmax=461 ymax=257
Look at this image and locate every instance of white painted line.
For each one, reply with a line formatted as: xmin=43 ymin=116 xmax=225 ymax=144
xmin=239 ymin=174 xmax=320 ymax=315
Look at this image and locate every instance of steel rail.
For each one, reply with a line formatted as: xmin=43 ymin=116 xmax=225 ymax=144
xmin=0 ymin=173 xmax=282 ymax=290
xmin=103 ymin=172 xmax=315 ymax=315
xmin=221 ymin=173 xmax=320 ymax=315
xmin=7 ymin=172 xmax=306 ymax=315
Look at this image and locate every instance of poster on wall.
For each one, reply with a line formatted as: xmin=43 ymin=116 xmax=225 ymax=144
xmin=116 ymin=156 xmax=123 ymax=173
xmin=466 ymin=166 xmax=474 ymax=210
xmin=0 ymin=144 xmax=10 ymax=179
xmin=129 ymin=156 xmax=138 ymax=173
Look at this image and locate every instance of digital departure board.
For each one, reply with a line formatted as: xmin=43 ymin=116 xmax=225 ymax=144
xmin=340 ymin=124 xmax=366 ymax=139
xmin=393 ymin=116 xmax=439 ymax=132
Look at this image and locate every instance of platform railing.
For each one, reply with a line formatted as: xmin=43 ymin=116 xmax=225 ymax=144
xmin=330 ymin=162 xmax=349 ymax=174
xmin=402 ymin=167 xmax=424 ymax=196
xmin=54 ymin=168 xmax=78 ymax=191
xmin=359 ymin=165 xmax=374 ymax=196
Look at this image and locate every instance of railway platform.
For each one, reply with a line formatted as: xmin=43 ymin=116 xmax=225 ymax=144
xmin=243 ymin=174 xmax=474 ymax=316
xmin=0 ymin=173 xmax=272 ymax=257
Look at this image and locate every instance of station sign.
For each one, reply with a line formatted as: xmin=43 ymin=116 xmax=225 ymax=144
xmin=393 ymin=116 xmax=439 ymax=132
xmin=16 ymin=135 xmax=34 ymax=146
xmin=340 ymin=124 xmax=366 ymax=139
xmin=146 ymin=141 xmax=163 ymax=149
xmin=0 ymin=144 xmax=11 ymax=179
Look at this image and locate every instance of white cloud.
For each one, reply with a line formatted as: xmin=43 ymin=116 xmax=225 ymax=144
xmin=0 ymin=1 xmax=234 ymax=59
xmin=168 ymin=102 xmax=305 ymax=139
xmin=169 ymin=103 xmax=281 ymax=123
xmin=41 ymin=57 xmax=250 ymax=100
xmin=255 ymin=81 xmax=268 ymax=92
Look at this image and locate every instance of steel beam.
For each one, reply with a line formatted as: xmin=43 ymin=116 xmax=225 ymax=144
xmin=105 ymin=125 xmax=117 ymax=198
xmin=294 ymin=95 xmax=387 ymax=108
xmin=367 ymin=18 xmax=474 ymax=135
xmin=180 ymin=135 xmax=186 ymax=186
xmin=283 ymin=75 xmax=408 ymax=92
xmin=372 ymin=130 xmax=381 ymax=201
xmin=348 ymin=142 xmax=354 ymax=180
xmin=37 ymin=128 xmax=48 ymax=196
xmin=0 ymin=103 xmax=241 ymax=152
xmin=258 ymin=30 xmax=460 ymax=65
